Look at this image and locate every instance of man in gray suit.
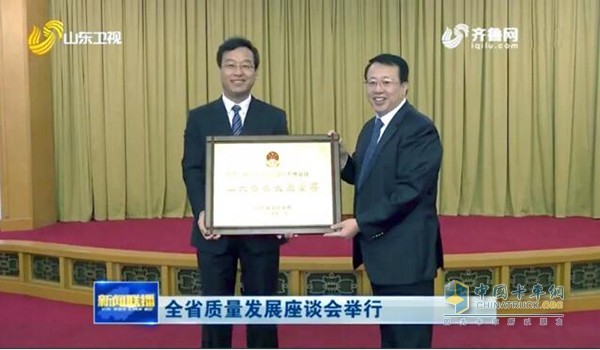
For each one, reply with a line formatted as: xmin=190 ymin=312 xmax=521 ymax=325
xmin=182 ymin=37 xmax=288 ymax=348
xmin=327 ymin=54 xmax=444 ymax=348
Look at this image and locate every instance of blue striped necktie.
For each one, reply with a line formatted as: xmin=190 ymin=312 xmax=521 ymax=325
xmin=357 ymin=117 xmax=384 ymax=188
xmin=231 ymin=105 xmax=242 ymax=135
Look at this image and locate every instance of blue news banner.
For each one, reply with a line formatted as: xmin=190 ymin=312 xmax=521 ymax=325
xmin=93 ymin=281 xmax=497 ymax=325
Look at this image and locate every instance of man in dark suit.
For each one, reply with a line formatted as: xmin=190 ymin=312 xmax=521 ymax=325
xmin=326 ymin=54 xmax=444 ymax=348
xmin=182 ymin=37 xmax=288 ymax=348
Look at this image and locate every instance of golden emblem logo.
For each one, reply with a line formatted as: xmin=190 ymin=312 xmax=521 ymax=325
xmin=266 ymin=151 xmax=280 ymax=167
xmin=28 ymin=20 xmax=64 ymax=55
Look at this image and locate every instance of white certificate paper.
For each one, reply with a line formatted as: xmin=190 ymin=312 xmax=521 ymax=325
xmin=205 ymin=136 xmax=341 ymax=234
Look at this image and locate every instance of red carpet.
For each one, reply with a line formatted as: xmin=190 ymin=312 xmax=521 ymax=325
xmin=0 ymin=292 xmax=598 ymax=348
xmin=1 ymin=216 xmax=600 ymax=254
xmin=2 ymin=217 xmax=600 ymax=347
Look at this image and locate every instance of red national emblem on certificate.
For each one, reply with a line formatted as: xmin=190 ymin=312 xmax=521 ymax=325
xmin=266 ymin=151 xmax=280 ymax=167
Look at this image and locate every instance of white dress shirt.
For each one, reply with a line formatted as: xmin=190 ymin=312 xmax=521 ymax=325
xmin=222 ymin=94 xmax=252 ymax=128
xmin=375 ymin=98 xmax=407 ymax=142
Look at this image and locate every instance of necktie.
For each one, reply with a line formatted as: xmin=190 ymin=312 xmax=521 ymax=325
xmin=231 ymin=105 xmax=242 ymax=135
xmin=357 ymin=118 xmax=384 ymax=188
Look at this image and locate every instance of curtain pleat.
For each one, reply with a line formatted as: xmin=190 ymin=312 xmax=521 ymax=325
xmin=50 ymin=0 xmax=600 ymax=220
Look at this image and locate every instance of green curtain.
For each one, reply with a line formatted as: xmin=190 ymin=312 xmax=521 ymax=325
xmin=50 ymin=0 xmax=600 ymax=221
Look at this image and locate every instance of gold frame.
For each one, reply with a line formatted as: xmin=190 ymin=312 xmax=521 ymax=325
xmin=205 ymin=135 xmax=342 ymax=235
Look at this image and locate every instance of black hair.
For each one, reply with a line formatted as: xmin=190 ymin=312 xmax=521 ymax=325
xmin=216 ymin=37 xmax=260 ymax=69
xmin=363 ymin=54 xmax=409 ymax=82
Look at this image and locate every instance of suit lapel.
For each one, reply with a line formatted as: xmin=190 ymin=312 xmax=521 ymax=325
xmin=240 ymin=97 xmax=263 ymax=135
xmin=212 ymin=99 xmax=235 ymax=135
xmin=374 ymin=103 xmax=410 ymax=155
xmin=358 ymin=102 xmax=411 ymax=190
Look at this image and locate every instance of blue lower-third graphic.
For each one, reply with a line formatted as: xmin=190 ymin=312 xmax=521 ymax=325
xmin=93 ymin=281 xmax=159 ymax=324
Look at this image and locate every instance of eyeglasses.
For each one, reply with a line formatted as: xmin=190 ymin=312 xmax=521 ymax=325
xmin=364 ymin=79 xmax=402 ymax=89
xmin=223 ymin=62 xmax=255 ymax=73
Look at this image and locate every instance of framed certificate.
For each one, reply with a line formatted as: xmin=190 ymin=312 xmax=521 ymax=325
xmin=205 ymin=135 xmax=342 ymax=235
